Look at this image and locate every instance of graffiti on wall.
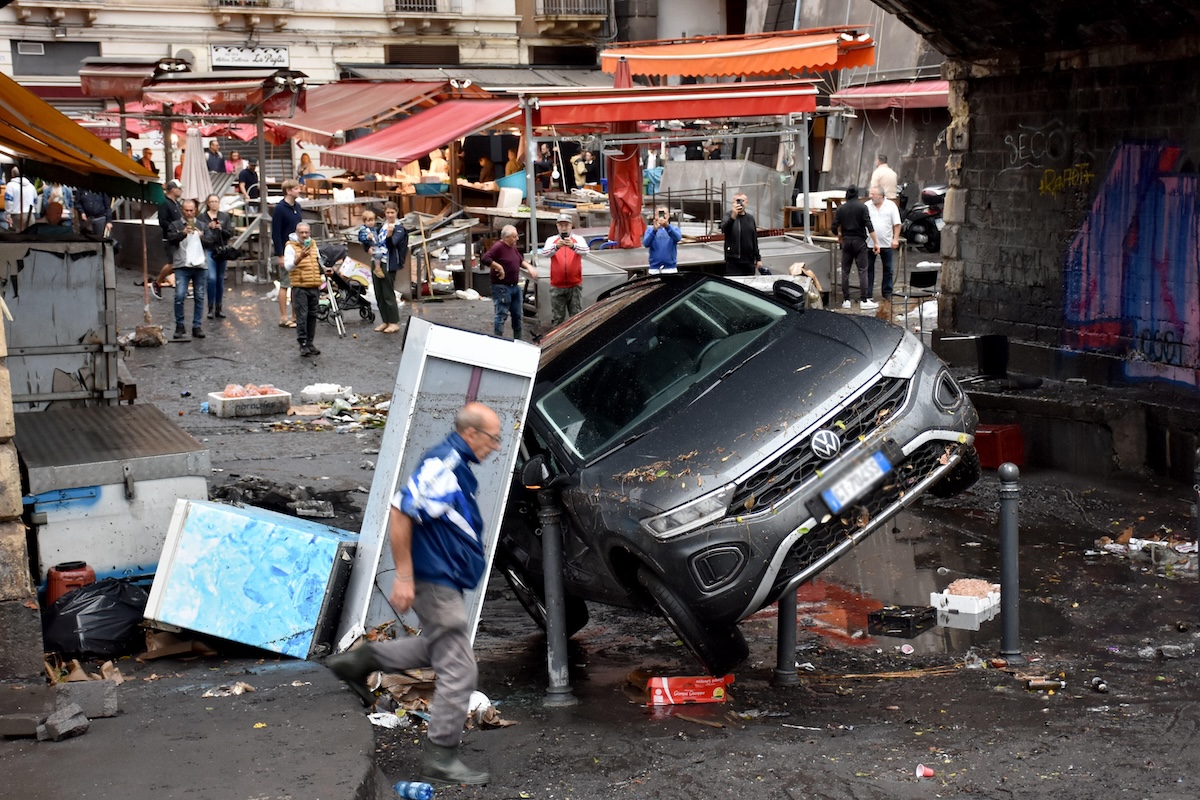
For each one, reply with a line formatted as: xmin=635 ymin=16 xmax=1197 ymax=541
xmin=1001 ymin=120 xmax=1070 ymax=172
xmin=1039 ymin=163 xmax=1095 ymax=198
xmin=1063 ymin=142 xmax=1200 ymax=386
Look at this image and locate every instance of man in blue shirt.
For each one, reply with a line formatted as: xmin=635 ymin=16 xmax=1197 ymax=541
xmin=327 ymin=402 xmax=502 ymax=788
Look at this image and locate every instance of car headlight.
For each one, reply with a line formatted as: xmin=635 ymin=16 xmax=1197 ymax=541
xmin=642 ymin=485 xmax=735 ymax=540
xmin=881 ymin=330 xmax=924 ymax=378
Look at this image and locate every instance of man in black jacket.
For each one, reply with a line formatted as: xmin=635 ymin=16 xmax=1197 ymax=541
xmin=720 ymin=192 xmax=761 ymax=276
xmin=831 ymin=185 xmax=880 ymax=309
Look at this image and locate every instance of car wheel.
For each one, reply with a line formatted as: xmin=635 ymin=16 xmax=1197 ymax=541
xmin=636 ymin=566 xmax=748 ymax=677
xmin=499 ymin=557 xmax=589 ymax=637
xmin=929 ymin=446 xmax=982 ymax=498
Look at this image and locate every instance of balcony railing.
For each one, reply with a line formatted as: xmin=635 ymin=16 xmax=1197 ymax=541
xmin=212 ymin=0 xmax=295 ymax=8
xmin=390 ymin=0 xmax=462 ymax=13
xmin=536 ymin=0 xmax=608 ymax=14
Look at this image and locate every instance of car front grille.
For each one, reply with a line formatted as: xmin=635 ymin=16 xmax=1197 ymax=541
xmin=769 ymin=439 xmax=964 ymax=598
xmin=729 ymin=376 xmax=910 ymax=515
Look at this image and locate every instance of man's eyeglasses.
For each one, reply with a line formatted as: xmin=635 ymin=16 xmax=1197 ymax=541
xmin=475 ymin=428 xmax=502 ymax=445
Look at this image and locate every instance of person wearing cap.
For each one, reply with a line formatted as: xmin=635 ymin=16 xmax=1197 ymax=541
xmin=149 ymin=180 xmax=184 ymax=300
xmin=642 ymin=205 xmax=682 ymax=275
xmin=538 ymin=213 xmax=589 ymax=326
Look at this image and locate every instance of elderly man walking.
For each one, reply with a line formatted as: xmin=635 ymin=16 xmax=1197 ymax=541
xmin=480 ymin=225 xmax=536 ymax=340
xmin=326 ymin=402 xmax=504 ymax=787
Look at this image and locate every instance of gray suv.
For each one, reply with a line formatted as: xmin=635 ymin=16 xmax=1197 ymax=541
xmin=499 ymin=274 xmax=978 ymax=675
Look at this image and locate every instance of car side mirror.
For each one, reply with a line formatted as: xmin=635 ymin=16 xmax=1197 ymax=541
xmin=521 ymin=454 xmax=557 ymax=490
xmin=772 ymin=279 xmax=807 ymax=311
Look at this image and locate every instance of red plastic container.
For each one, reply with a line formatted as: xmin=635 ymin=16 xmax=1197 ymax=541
xmin=975 ymin=424 xmax=1025 ymax=470
xmin=46 ymin=561 xmax=96 ymax=606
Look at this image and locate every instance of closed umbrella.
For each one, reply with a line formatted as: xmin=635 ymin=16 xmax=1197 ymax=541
xmin=606 ymin=58 xmax=646 ymax=249
xmin=180 ymin=126 xmax=213 ymax=205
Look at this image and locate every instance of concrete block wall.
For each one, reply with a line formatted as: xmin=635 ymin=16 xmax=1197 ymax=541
xmin=941 ymin=53 xmax=1200 ymax=389
xmin=0 ymin=311 xmax=44 ymax=678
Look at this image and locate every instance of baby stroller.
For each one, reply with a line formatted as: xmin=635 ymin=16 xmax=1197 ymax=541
xmin=317 ymin=243 xmax=376 ymax=335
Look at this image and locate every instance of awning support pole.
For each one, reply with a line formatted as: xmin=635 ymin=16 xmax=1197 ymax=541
xmin=523 ymin=98 xmax=539 ymax=266
xmin=256 ymin=107 xmax=269 ymax=283
xmin=801 ymin=113 xmax=812 ymax=242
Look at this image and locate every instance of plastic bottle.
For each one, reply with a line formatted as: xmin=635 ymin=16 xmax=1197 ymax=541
xmin=393 ymin=780 xmax=434 ymax=800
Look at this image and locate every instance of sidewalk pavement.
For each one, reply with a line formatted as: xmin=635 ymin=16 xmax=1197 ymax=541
xmin=1 ymin=655 xmax=387 ymax=800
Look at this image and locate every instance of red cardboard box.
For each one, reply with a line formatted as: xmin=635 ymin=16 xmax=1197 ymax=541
xmin=646 ymin=674 xmax=734 ymax=705
xmin=975 ymin=423 xmax=1025 ymax=469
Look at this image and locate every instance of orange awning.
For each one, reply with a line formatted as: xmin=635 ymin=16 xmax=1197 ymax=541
xmin=830 ymin=80 xmax=949 ymax=110
xmin=531 ymin=80 xmax=817 ymax=127
xmin=264 ymin=80 xmax=446 ymax=147
xmin=322 ymin=99 xmax=520 ymax=173
xmin=600 ymin=29 xmax=874 ymax=78
xmin=0 ymin=71 xmax=161 ymax=200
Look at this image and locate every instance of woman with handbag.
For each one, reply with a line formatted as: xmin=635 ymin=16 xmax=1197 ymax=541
xmin=199 ymin=193 xmax=235 ymax=320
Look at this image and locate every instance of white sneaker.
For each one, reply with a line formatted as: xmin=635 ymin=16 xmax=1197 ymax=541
xmin=861 ymin=299 xmax=879 ymax=310
xmin=841 ymin=300 xmax=852 ymax=309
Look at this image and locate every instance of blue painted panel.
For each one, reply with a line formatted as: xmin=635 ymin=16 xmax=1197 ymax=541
xmin=151 ymin=501 xmax=356 ymax=658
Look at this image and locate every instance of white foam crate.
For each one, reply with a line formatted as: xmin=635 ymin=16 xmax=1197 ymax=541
xmin=207 ymin=390 xmax=292 ymax=418
xmin=929 ymin=590 xmax=1000 ymax=615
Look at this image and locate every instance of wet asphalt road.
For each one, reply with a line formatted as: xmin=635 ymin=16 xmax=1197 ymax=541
xmin=115 ymin=266 xmax=1200 ymax=800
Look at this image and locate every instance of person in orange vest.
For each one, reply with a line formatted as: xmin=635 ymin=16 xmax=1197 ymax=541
xmin=538 ymin=212 xmax=589 ymax=326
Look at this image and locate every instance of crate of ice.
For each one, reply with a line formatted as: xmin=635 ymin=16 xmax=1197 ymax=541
xmin=929 ymin=589 xmax=1001 ymax=615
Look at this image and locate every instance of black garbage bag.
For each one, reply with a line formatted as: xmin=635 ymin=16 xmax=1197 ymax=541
xmin=42 ymin=578 xmax=149 ymax=658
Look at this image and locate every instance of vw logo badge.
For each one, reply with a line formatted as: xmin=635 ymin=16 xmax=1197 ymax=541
xmin=811 ymin=429 xmax=842 ymax=460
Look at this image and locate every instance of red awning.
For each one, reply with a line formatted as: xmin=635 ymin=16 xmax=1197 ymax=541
xmin=264 ymin=80 xmax=446 ymax=147
xmin=531 ymin=80 xmax=817 ymax=127
xmin=140 ymin=71 xmax=305 ymax=117
xmin=323 ymin=99 xmax=520 ymax=173
xmin=829 ymin=80 xmax=949 ymax=110
xmin=600 ymin=29 xmax=874 ymax=78
xmin=79 ymin=64 xmax=159 ymax=101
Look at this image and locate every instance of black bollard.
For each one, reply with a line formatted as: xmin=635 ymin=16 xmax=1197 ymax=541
xmin=536 ymin=486 xmax=578 ymax=707
xmin=997 ymin=462 xmax=1027 ymax=666
xmin=772 ymin=588 xmax=799 ymax=686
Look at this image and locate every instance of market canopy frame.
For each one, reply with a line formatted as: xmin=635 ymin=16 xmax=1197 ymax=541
xmin=263 ymin=80 xmax=447 ymax=147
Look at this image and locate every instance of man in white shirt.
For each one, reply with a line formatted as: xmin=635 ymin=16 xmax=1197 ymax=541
xmin=167 ymin=198 xmax=209 ymax=340
xmin=869 ymin=154 xmax=899 ymax=202
xmin=866 ymin=186 xmax=902 ymax=308
xmin=3 ymin=167 xmax=39 ymax=231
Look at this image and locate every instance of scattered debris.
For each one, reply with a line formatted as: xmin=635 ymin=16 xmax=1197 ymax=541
xmin=210 ymin=475 xmax=359 ymax=521
xmin=136 ymin=630 xmax=219 ymax=662
xmin=202 ymin=682 xmax=255 ymax=698
xmin=36 ymin=702 xmax=89 ymax=742
xmin=645 ymin=674 xmax=734 ymax=705
xmin=300 ymin=383 xmax=354 ymax=403
xmin=1094 ymin=533 xmax=1197 ymax=574
xmin=118 ymin=324 xmax=167 ymax=348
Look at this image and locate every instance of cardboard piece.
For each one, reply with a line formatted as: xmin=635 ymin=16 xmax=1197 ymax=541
xmin=646 ymin=674 xmax=735 ymax=706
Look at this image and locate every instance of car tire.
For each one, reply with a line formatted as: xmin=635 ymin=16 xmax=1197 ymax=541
xmin=929 ymin=446 xmax=982 ymax=498
xmin=636 ymin=566 xmax=748 ymax=677
xmin=499 ymin=557 xmax=589 ymax=637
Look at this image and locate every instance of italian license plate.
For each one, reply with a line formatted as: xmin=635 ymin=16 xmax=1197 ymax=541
xmin=821 ymin=451 xmax=892 ymax=513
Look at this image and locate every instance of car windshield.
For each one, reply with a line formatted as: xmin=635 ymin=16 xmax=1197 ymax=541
xmin=536 ymin=280 xmax=787 ymax=462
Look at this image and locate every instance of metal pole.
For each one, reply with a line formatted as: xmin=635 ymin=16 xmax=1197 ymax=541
xmin=998 ymin=462 xmax=1027 ymax=666
xmin=523 ymin=99 xmax=539 ymax=265
xmin=772 ymin=588 xmax=799 ymax=686
xmin=256 ymin=108 xmax=269 ymax=283
xmin=801 ymin=113 xmax=812 ymax=242
xmin=536 ymin=487 xmax=578 ymax=707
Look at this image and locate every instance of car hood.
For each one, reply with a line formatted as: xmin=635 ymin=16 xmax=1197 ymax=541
xmin=581 ymin=310 xmax=905 ymax=512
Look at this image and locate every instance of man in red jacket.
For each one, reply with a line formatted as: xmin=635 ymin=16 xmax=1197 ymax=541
xmin=538 ymin=213 xmax=589 ymax=326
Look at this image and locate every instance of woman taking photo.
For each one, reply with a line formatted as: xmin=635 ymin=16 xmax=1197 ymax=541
xmin=199 ymin=193 xmax=235 ymax=319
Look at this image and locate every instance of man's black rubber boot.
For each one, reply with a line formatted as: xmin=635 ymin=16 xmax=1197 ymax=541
xmin=324 ymin=647 xmax=381 ymax=707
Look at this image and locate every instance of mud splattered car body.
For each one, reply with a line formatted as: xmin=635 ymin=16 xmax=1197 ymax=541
xmin=499 ymin=274 xmax=977 ymax=674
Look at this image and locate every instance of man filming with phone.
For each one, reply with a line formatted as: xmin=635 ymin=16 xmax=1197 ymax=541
xmin=720 ymin=192 xmax=761 ymax=276
xmin=642 ymin=205 xmax=682 ymax=275
xmin=539 ymin=213 xmax=589 ymax=327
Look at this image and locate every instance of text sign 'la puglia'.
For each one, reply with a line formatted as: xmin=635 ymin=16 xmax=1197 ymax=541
xmin=210 ymin=45 xmax=289 ymax=68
